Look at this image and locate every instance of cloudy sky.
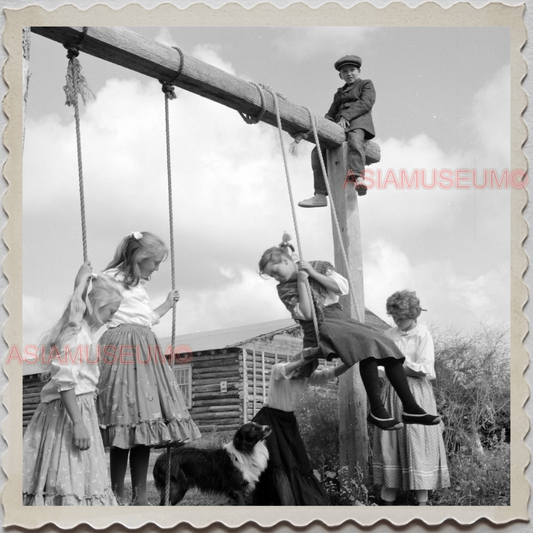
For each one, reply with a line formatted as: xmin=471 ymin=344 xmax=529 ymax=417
xmin=23 ymin=25 xmax=511 ymax=346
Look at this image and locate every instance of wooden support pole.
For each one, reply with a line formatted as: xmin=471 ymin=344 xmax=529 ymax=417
xmin=30 ymin=26 xmax=346 ymax=149
xmin=327 ymin=143 xmax=369 ymax=483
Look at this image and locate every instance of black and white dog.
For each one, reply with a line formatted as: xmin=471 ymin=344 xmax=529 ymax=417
xmin=153 ymin=422 xmax=271 ymax=505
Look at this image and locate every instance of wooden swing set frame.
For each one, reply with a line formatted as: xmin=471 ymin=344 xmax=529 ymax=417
xmin=29 ymin=25 xmax=371 ymax=485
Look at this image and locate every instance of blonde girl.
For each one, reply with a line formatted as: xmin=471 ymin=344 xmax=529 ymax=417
xmin=23 ymin=262 xmax=122 ymax=506
xmin=97 ymin=231 xmax=200 ymax=506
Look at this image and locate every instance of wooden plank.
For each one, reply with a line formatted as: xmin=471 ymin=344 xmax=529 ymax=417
xmin=192 ymin=398 xmax=240 ymax=407
xmin=193 ymin=376 xmax=240 ymax=386
xmin=193 ymin=389 xmax=240 ymax=396
xmin=242 ymin=349 xmax=248 ymax=423
xmin=192 ymin=411 xmax=242 ymax=420
xmin=30 ymin=26 xmax=346 ymax=149
xmin=197 ymin=424 xmax=242 ymax=433
xmin=193 ymin=370 xmax=239 ymax=380
xmin=191 ymin=358 xmax=239 ymax=369
xmin=328 ymin=144 xmax=369 ymax=483
xmin=192 ymin=405 xmax=241 ymax=414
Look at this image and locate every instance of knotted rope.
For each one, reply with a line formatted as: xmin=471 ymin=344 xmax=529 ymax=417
xmin=261 ymin=85 xmax=321 ymax=344
xmin=63 ymin=28 xmax=92 ymax=261
xmin=304 ymin=108 xmax=360 ymax=320
xmin=238 ymin=81 xmax=267 ymax=124
xmin=158 ymin=45 xmax=186 ymax=504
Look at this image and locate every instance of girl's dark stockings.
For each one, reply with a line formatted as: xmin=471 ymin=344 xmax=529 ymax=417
xmin=359 ymin=357 xmax=424 ymax=418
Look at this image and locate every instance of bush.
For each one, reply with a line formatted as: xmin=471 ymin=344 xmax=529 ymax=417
xmin=432 ymin=323 xmax=510 ymax=456
xmin=433 ymin=431 xmax=510 ymax=506
xmin=295 ymin=384 xmax=340 ymax=476
xmin=323 ymin=465 xmax=376 ymax=506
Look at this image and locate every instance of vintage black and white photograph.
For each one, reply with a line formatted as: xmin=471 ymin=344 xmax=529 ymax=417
xmin=0 ymin=1 xmax=529 ymax=530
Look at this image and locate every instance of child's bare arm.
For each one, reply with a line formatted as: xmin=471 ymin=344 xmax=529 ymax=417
xmin=60 ymin=389 xmax=91 ymax=451
xmin=299 ymin=260 xmax=343 ymax=294
xmin=73 ymin=260 xmax=92 ymax=290
xmin=333 ymin=363 xmax=350 ymax=378
xmin=297 ymin=269 xmax=313 ymax=320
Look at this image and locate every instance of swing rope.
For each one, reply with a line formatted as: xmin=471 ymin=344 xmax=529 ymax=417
xmin=240 ymin=82 xmax=361 ymax=326
xmin=239 ymin=82 xmax=267 ymax=125
xmin=63 ymin=28 xmax=91 ymax=262
xmin=160 ymin=80 xmax=180 ymax=508
xmin=264 ymin=86 xmax=321 ymax=345
xmin=304 ymin=108 xmax=360 ymax=319
xmin=157 ymin=45 xmax=187 ymax=507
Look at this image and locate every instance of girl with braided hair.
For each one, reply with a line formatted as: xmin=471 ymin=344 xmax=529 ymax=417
xmin=258 ymin=240 xmax=441 ymax=432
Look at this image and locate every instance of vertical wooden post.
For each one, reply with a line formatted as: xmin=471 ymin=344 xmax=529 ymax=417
xmin=242 ymin=349 xmax=248 ymax=423
xmin=327 ymin=143 xmax=369 ymax=482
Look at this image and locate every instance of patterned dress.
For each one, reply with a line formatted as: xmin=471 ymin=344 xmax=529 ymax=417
xmin=97 ymin=269 xmax=201 ymax=449
xmin=372 ymin=324 xmax=450 ymax=491
xmin=23 ymin=326 xmax=117 ymax=505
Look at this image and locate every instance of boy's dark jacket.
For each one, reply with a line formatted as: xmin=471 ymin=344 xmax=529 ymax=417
xmin=325 ymin=78 xmax=376 ymax=139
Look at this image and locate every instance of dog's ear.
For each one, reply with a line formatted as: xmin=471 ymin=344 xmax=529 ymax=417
xmin=233 ymin=425 xmax=245 ymax=449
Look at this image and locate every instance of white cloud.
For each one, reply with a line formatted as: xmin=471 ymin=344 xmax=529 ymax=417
xmin=273 ymin=27 xmax=379 ymax=61
xmin=154 ymin=27 xmax=178 ymax=48
xmin=467 ymin=64 xmax=510 ymax=166
xmin=364 ymin=241 xmax=509 ymax=332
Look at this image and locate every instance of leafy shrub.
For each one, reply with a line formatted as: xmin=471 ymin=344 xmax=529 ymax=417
xmin=432 ymin=323 xmax=510 ymax=456
xmin=323 ymin=465 xmax=376 ymax=506
xmin=433 ymin=431 xmax=510 ymax=506
xmin=295 ymin=384 xmax=340 ymax=476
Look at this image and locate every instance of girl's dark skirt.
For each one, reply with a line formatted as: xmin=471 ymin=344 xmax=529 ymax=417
xmin=97 ymin=325 xmax=201 ymax=449
xmin=302 ymin=303 xmax=404 ymax=367
xmin=251 ymin=406 xmax=329 ymax=506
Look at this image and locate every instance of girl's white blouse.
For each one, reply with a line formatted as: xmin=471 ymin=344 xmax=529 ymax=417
xmin=292 ymin=269 xmax=349 ymax=320
xmin=40 ymin=325 xmax=100 ymax=403
xmin=385 ymin=324 xmax=436 ymax=380
xmin=265 ymin=361 xmax=336 ymax=412
xmin=105 ymin=268 xmax=161 ymax=328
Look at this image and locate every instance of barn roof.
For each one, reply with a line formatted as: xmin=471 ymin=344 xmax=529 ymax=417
xmin=159 ymin=308 xmax=390 ymax=354
xmin=160 ymin=318 xmax=300 ymax=354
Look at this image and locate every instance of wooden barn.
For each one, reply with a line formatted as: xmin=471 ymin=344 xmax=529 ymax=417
xmin=23 ymin=311 xmax=390 ymax=432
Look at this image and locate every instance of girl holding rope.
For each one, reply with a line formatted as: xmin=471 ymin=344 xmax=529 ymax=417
xmin=258 ymin=239 xmax=441 ymax=432
xmin=97 ymin=231 xmax=200 ymax=506
xmin=23 ymin=263 xmax=122 ymax=506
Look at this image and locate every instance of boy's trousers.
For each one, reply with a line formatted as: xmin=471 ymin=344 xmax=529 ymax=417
xmin=311 ymin=129 xmax=366 ymax=195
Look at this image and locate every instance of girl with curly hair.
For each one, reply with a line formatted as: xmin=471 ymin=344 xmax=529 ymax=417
xmin=373 ymin=291 xmax=450 ymax=506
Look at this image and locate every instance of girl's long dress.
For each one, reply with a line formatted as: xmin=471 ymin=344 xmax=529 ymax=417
xmin=252 ymin=363 xmax=331 ymax=506
xmin=279 ymin=265 xmax=405 ymax=366
xmin=23 ymin=328 xmax=117 ymax=506
xmin=372 ymin=325 xmax=450 ymax=491
xmin=303 ymin=303 xmax=405 ymax=365
xmin=97 ymin=270 xmax=201 ymax=449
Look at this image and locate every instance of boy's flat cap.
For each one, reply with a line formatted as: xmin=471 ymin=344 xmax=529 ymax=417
xmin=334 ymin=55 xmax=362 ymax=70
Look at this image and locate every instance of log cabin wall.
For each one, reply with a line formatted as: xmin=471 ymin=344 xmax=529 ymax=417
xmin=187 ymin=348 xmax=243 ymax=433
xmin=23 ymin=373 xmax=48 ymax=430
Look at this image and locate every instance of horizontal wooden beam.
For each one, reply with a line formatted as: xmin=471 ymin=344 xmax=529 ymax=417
xmin=31 ymin=26 xmax=345 ymax=148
